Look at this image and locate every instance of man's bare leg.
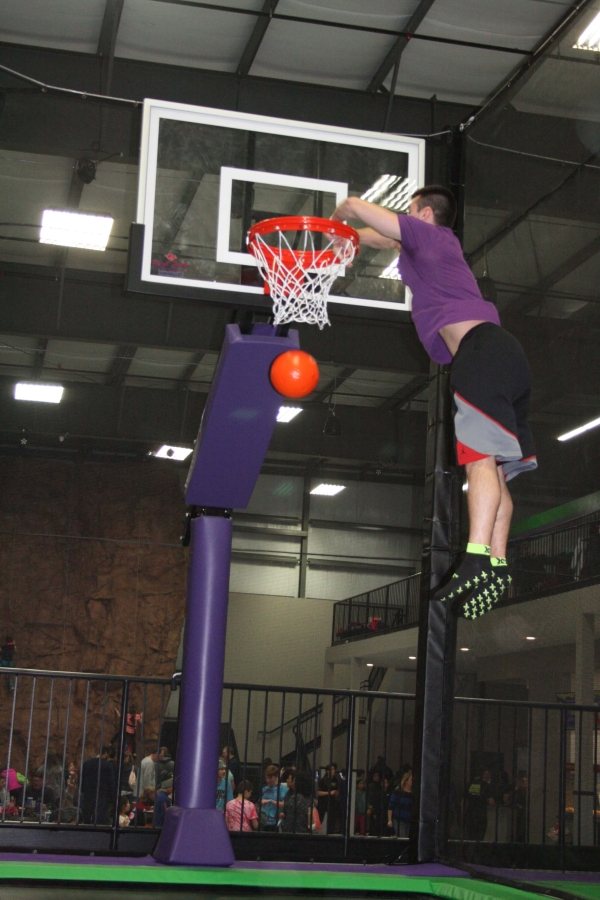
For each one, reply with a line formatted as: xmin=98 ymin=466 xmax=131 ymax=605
xmin=465 ymin=456 xmax=502 ymax=547
xmin=434 ymin=456 xmax=512 ymax=614
xmin=490 ymin=466 xmax=513 ymax=559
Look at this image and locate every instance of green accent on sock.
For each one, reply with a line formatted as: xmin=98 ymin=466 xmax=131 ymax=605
xmin=491 ymin=557 xmax=507 ymax=566
xmin=466 ymin=543 xmax=491 ymax=556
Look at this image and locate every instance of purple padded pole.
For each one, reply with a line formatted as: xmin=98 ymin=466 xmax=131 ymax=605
xmin=153 ymin=513 xmax=235 ymax=865
xmin=153 ymin=324 xmax=301 ymax=866
xmin=177 ymin=514 xmax=232 ymax=809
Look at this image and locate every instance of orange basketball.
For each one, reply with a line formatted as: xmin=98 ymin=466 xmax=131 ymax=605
xmin=270 ymin=350 xmax=320 ymax=398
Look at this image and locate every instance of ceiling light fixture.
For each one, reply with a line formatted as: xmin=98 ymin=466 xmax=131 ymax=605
xmin=40 ymin=210 xmax=114 ymax=251
xmin=153 ymin=445 xmax=193 ymax=461
xmin=408 ymin=655 xmax=416 ymax=660
xmin=460 ymin=647 xmax=469 ymax=652
xmin=574 ymin=10 xmax=600 ymax=51
xmin=276 ymin=406 xmax=302 ymax=423
xmin=15 ymin=382 xmax=63 ymax=403
xmin=557 ymin=415 xmax=600 ymax=442
xmin=526 ymin=636 xmax=536 ymax=641
xmin=310 ymin=483 xmax=345 ymax=496
xmin=366 ymin=663 xmax=374 ymax=667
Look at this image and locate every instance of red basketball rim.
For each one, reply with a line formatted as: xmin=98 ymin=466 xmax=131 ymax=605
xmin=248 ymin=215 xmax=359 ymax=250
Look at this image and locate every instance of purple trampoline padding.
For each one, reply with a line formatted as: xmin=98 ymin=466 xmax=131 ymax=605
xmin=0 ymin=852 xmax=466 ymax=877
xmin=184 ymin=323 xmax=300 ymax=509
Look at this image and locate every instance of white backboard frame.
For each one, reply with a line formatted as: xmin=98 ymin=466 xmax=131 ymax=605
xmin=136 ymin=98 xmax=425 ymax=314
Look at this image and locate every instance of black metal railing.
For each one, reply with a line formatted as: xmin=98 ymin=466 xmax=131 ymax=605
xmin=331 ymin=573 xmax=421 ymax=645
xmin=330 ymin=514 xmax=600 ymax=647
xmin=447 ymin=695 xmax=600 ymax=864
xmin=506 ymin=515 xmax=600 ymax=602
xmin=0 ymin=666 xmax=416 ymax=854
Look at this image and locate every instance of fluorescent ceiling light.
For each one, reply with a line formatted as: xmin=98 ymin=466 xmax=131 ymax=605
xmin=310 ymin=483 xmax=345 ymax=496
xmin=15 ymin=382 xmax=63 ymax=403
xmin=557 ymin=415 xmax=600 ymax=442
xmin=276 ymin=406 xmax=302 ymax=423
xmin=574 ymin=10 xmax=600 ymax=50
xmin=153 ymin=444 xmax=193 ymax=461
xmin=460 ymin=647 xmax=469 ymax=652
xmin=366 ymin=663 xmax=374 ymax=667
xmin=40 ymin=210 xmax=114 ymax=251
xmin=408 ymin=655 xmax=416 ymax=660
xmin=526 ymin=636 xmax=536 ymax=641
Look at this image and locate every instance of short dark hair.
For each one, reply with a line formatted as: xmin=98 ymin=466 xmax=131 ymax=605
xmin=240 ymin=780 xmax=254 ymax=793
xmin=295 ymin=772 xmax=312 ymax=797
xmin=411 ymin=185 xmax=457 ymax=228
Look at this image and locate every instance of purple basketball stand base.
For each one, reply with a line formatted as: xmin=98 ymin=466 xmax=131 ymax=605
xmin=153 ymin=807 xmax=235 ymax=867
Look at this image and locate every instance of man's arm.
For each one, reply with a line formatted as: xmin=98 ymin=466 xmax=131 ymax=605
xmin=356 ymin=227 xmax=400 ymax=251
xmin=332 ymin=197 xmax=401 ymax=243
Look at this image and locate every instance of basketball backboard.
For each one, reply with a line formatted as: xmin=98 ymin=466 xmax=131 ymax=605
xmin=128 ymin=99 xmax=425 ymax=320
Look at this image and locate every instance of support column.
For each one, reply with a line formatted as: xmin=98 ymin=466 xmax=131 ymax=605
xmin=574 ymin=612 xmax=595 ymax=846
xmin=410 ymin=126 xmax=464 ymax=863
xmin=410 ymin=362 xmax=461 ymax=862
xmin=153 ymin=512 xmax=235 ymax=866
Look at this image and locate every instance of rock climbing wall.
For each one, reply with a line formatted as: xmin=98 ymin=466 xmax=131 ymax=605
xmin=0 ymin=456 xmax=187 ymax=773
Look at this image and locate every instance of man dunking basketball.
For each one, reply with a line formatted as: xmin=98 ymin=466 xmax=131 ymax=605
xmin=331 ymin=186 xmax=537 ymax=619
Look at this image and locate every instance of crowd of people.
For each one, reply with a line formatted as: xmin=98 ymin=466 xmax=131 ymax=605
xmin=0 ymin=740 xmax=175 ymax=828
xmin=217 ymin=752 xmax=414 ymax=837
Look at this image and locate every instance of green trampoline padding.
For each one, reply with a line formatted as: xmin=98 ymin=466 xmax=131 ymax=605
xmin=539 ymin=885 xmax=600 ymax=900
xmin=0 ymin=862 xmax=548 ymax=900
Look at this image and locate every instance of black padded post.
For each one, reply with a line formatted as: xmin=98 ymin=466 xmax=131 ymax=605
xmin=410 ymin=128 xmax=464 ymax=862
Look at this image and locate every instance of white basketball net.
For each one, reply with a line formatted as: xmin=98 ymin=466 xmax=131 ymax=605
xmin=248 ymin=226 xmax=357 ymax=330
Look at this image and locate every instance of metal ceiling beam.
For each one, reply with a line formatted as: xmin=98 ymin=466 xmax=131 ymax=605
xmin=505 ymin=233 xmax=600 ymax=315
xmin=466 ymin=149 xmax=599 ymax=266
xmin=179 ymin=351 xmax=207 ymax=390
xmin=367 ymin=0 xmax=438 ymax=93
xmin=106 ymin=344 xmax=137 ymax=386
xmin=236 ymin=0 xmax=280 ymax=77
xmin=98 ymin=0 xmax=125 ymax=94
xmin=379 ymin=374 xmax=429 ymax=411
xmin=310 ymin=367 xmax=357 ymax=403
xmin=32 ymin=338 xmax=48 ymax=379
xmin=151 ymin=0 xmax=532 ymax=56
xmin=462 ymin=0 xmax=597 ymax=133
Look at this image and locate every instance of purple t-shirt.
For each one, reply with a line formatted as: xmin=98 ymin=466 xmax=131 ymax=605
xmin=397 ymin=215 xmax=500 ymax=365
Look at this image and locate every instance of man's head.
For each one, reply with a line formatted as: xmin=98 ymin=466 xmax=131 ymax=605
xmin=161 ymin=778 xmax=173 ymax=795
xmin=239 ymin=779 xmax=253 ymax=799
xmin=482 ymin=768 xmax=492 ymax=783
xmin=32 ymin=775 xmax=43 ymax=791
xmin=409 ymin=185 xmax=457 ymax=229
xmin=222 ymin=745 xmax=234 ymax=761
xmin=101 ymin=745 xmax=112 ymax=759
xmin=159 ymin=746 xmax=170 ymax=760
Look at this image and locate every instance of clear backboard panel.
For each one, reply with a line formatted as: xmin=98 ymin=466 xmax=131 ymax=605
xmin=135 ymin=100 xmax=424 ymax=318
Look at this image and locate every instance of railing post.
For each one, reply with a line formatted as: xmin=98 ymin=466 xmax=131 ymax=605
xmin=343 ymin=693 xmax=356 ymax=858
xmin=385 ymin=584 xmax=390 ymax=627
xmin=558 ymin=707 xmax=567 ymax=867
xmin=110 ymin=678 xmax=129 ymax=851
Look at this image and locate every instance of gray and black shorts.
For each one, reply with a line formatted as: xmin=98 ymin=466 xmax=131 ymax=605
xmin=450 ymin=322 xmax=537 ymax=482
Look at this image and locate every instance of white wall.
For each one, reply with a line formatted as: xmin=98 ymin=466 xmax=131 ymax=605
xmin=224 ymin=592 xmax=335 ymax=688
xmin=230 ymin=474 xmax=424 ymax=601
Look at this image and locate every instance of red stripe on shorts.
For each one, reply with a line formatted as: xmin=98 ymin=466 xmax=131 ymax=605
xmin=456 ymin=441 xmax=492 ymax=465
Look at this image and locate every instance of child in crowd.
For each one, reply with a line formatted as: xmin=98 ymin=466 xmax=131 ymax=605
xmin=226 ymin=780 xmax=259 ymax=832
xmin=153 ymin=778 xmax=172 ymax=828
xmin=354 ymin=776 xmax=367 ymax=835
xmin=260 ymin=764 xmax=287 ymax=831
xmin=118 ymin=796 xmax=131 ymax=827
xmin=388 ymin=771 xmax=412 ymax=837
xmin=216 ymin=758 xmax=234 ymax=813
